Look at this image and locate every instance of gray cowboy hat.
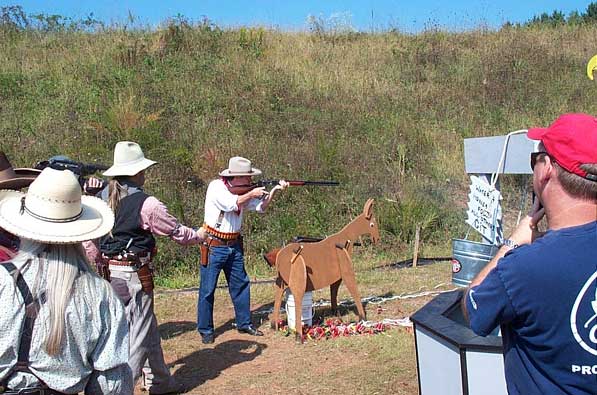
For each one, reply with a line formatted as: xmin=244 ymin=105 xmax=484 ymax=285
xmin=219 ymin=156 xmax=262 ymax=177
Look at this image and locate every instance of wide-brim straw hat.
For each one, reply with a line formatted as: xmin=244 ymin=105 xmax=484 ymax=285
xmin=219 ymin=156 xmax=262 ymax=177
xmin=0 ymin=152 xmax=41 ymax=190
xmin=0 ymin=167 xmax=114 ymax=244
xmin=103 ymin=141 xmax=157 ymax=177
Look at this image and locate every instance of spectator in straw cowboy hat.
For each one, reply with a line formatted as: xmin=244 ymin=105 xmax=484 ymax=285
xmin=0 ymin=152 xmax=41 ymax=261
xmin=197 ymin=156 xmax=288 ymax=344
xmin=0 ymin=167 xmax=132 ymax=394
xmin=84 ymin=141 xmax=205 ymax=394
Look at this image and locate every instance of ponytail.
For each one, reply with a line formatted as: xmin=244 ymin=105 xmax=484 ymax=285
xmin=107 ymin=178 xmax=127 ymax=213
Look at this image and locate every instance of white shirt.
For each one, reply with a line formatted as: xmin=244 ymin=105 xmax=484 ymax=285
xmin=0 ymin=262 xmax=132 ymax=394
xmin=203 ymin=179 xmax=264 ymax=233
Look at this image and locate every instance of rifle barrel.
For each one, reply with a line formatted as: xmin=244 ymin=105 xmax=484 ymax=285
xmin=286 ymin=180 xmax=339 ymax=186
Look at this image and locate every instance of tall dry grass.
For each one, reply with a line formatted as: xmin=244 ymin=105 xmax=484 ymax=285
xmin=1 ymin=21 xmax=596 ymax=285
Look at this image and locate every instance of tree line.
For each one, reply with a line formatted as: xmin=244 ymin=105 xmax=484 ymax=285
xmin=508 ymin=2 xmax=597 ymax=28
xmin=4 ymin=3 xmax=597 ymax=34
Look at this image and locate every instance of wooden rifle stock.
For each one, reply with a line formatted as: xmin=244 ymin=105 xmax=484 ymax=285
xmin=227 ymin=179 xmax=339 ymax=195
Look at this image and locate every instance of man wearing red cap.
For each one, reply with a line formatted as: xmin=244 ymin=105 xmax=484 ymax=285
xmin=463 ymin=113 xmax=597 ymax=394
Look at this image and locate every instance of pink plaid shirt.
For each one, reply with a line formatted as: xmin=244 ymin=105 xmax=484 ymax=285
xmin=84 ymin=196 xmax=201 ymax=262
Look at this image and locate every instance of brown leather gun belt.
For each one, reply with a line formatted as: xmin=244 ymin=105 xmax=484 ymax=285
xmin=206 ymin=236 xmax=240 ymax=247
xmin=102 ymin=251 xmax=151 ymax=267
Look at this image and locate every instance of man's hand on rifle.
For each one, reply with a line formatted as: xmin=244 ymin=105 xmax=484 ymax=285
xmin=83 ymin=177 xmax=105 ymax=195
xmin=269 ymin=180 xmax=289 ymax=195
xmin=248 ymin=186 xmax=268 ymax=199
xmin=259 ymin=180 xmax=288 ymax=210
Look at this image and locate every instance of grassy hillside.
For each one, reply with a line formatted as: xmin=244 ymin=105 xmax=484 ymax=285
xmin=1 ymin=19 xmax=596 ymax=285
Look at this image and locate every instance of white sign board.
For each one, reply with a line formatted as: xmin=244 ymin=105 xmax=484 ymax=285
xmin=464 ymin=133 xmax=538 ymax=174
xmin=466 ymin=176 xmax=503 ymax=245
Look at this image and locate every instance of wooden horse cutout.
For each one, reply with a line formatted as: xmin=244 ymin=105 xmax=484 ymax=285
xmin=271 ymin=199 xmax=380 ymax=342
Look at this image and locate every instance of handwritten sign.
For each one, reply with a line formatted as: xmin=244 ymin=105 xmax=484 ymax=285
xmin=465 ymin=175 xmax=503 ymax=245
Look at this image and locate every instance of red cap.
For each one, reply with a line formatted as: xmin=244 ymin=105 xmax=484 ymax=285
xmin=527 ymin=113 xmax=597 ymax=180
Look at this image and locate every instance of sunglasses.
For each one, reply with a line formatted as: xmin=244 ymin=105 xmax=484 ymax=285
xmin=530 ymin=151 xmax=550 ymax=170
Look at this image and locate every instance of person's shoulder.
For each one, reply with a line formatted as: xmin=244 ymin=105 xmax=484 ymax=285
xmin=496 ymin=242 xmax=539 ymax=272
xmin=208 ymin=179 xmax=224 ymax=187
xmin=143 ymin=195 xmax=163 ymax=207
xmin=82 ymin=274 xmax=126 ymax=312
xmin=206 ymin=179 xmax=226 ymax=193
xmin=78 ymin=272 xmax=111 ymax=296
xmin=496 ymin=234 xmax=564 ymax=279
xmin=86 ymin=271 xmax=109 ymax=287
xmin=0 ymin=262 xmax=13 ymax=287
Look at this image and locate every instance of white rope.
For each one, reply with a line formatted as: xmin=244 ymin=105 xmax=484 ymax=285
xmin=486 ymin=129 xmax=528 ymax=243
xmin=362 ymin=317 xmax=413 ymax=328
xmin=490 ymin=129 xmax=528 ymax=188
xmin=253 ymin=285 xmax=457 ymax=316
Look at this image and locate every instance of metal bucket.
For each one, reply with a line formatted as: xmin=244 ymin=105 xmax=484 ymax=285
xmin=451 ymin=239 xmax=499 ymax=288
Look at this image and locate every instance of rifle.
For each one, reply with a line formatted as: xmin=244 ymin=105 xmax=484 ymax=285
xmin=35 ymin=156 xmax=109 ymax=194
xmin=227 ymin=179 xmax=339 ymax=195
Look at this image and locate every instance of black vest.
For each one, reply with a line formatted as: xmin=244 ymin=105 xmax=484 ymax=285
xmin=99 ymin=192 xmax=156 ymax=256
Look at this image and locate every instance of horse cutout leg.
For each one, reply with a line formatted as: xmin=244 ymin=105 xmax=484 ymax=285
xmin=336 ymin=245 xmax=366 ymax=320
xmin=330 ymin=279 xmax=342 ymax=315
xmin=288 ymin=253 xmax=307 ymax=343
xmin=271 ymin=276 xmax=286 ymax=330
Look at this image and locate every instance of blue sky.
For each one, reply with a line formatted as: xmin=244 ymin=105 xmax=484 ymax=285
xmin=2 ymin=1 xmax=594 ymax=32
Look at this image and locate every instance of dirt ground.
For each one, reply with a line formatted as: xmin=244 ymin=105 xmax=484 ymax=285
xmin=138 ymin=266 xmax=453 ymax=395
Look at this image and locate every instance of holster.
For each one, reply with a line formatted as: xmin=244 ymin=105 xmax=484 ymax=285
xmin=200 ymin=243 xmax=209 ymax=266
xmin=97 ymin=260 xmax=111 ymax=282
xmin=137 ymin=264 xmax=154 ymax=293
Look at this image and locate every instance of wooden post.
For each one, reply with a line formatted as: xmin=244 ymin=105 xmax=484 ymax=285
xmin=413 ymin=225 xmax=421 ymax=268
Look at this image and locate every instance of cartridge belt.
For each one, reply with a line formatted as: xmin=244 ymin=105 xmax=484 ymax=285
xmin=202 ymin=224 xmax=240 ymax=240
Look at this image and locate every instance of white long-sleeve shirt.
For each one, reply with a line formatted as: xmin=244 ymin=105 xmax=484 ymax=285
xmin=203 ymin=179 xmax=264 ymax=233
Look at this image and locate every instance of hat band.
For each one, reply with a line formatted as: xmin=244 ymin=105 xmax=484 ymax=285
xmin=20 ymin=197 xmax=83 ymax=223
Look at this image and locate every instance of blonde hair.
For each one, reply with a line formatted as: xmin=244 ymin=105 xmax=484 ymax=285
xmin=107 ymin=178 xmax=128 ymax=213
xmin=11 ymin=240 xmax=100 ymax=356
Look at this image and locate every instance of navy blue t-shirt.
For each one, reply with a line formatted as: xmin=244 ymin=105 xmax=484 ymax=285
xmin=466 ymin=221 xmax=597 ymax=395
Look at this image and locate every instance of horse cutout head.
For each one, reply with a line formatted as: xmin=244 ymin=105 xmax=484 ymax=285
xmin=361 ymin=198 xmax=380 ymax=245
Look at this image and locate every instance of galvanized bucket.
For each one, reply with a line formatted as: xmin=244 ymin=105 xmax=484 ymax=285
xmin=451 ymin=239 xmax=499 ymax=288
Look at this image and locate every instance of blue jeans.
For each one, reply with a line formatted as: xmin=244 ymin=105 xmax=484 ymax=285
xmin=197 ymin=243 xmax=252 ymax=335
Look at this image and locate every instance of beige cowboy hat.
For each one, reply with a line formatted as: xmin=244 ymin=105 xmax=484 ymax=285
xmin=0 ymin=167 xmax=114 ymax=244
xmin=219 ymin=156 xmax=262 ymax=177
xmin=103 ymin=141 xmax=157 ymax=177
xmin=0 ymin=152 xmax=41 ymax=190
